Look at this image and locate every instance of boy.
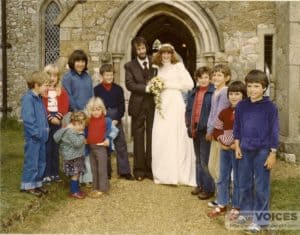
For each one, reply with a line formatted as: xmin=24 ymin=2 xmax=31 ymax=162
xmin=20 ymin=71 xmax=51 ymax=197
xmin=94 ymin=64 xmax=134 ymax=180
xmin=208 ymin=81 xmax=246 ymax=218
xmin=205 ymin=64 xmax=231 ymax=201
xmin=186 ymin=66 xmax=215 ymax=197
xmin=233 ymin=70 xmax=279 ymax=233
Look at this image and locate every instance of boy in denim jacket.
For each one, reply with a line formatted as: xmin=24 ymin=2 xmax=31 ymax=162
xmin=20 ymin=71 xmax=50 ymax=197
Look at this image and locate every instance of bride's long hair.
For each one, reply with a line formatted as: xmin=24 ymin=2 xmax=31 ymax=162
xmin=152 ymin=43 xmax=179 ymax=67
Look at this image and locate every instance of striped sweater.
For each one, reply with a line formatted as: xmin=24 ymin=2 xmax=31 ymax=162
xmin=213 ymin=106 xmax=234 ymax=146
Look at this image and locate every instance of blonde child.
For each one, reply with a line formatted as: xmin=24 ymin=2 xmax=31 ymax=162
xmin=42 ymin=64 xmax=69 ymax=183
xmin=20 ymin=71 xmax=51 ymax=197
xmin=205 ymin=64 xmax=231 ymax=203
xmin=54 ymin=111 xmax=87 ymax=199
xmin=86 ymin=97 xmax=115 ymax=198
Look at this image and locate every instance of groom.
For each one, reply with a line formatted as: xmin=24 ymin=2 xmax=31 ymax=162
xmin=125 ymin=36 xmax=155 ymax=181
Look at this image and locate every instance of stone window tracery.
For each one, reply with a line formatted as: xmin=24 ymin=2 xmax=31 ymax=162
xmin=44 ymin=1 xmax=60 ymax=65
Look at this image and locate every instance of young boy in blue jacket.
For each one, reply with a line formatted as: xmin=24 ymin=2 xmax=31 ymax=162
xmin=20 ymin=71 xmax=50 ymax=197
xmin=186 ymin=66 xmax=215 ymax=199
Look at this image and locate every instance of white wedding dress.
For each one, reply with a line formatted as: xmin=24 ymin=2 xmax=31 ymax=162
xmin=152 ymin=62 xmax=196 ymax=186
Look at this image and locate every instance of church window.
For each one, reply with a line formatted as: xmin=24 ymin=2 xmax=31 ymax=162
xmin=44 ymin=1 xmax=60 ymax=65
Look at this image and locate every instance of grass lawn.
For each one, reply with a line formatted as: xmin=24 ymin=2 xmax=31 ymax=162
xmin=1 ymin=119 xmax=300 ymax=233
xmin=0 ymin=119 xmax=69 ymax=232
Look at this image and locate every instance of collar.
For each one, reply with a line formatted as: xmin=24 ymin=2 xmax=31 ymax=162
xmin=137 ymin=57 xmax=149 ymax=69
xmin=102 ymin=81 xmax=113 ymax=91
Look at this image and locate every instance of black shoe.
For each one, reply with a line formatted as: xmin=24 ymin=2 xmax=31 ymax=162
xmin=120 ymin=174 xmax=135 ymax=180
xmin=37 ymin=187 xmax=48 ymax=194
xmin=21 ymin=189 xmax=42 ymax=197
xmin=198 ymin=191 xmax=215 ymax=200
xmin=191 ymin=187 xmax=203 ymax=195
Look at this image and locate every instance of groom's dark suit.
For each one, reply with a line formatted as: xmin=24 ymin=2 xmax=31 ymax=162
xmin=125 ymin=57 xmax=155 ymax=179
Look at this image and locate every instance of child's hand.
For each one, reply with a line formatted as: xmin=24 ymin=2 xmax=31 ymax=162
xmin=51 ymin=117 xmax=60 ymax=125
xmin=235 ymin=146 xmax=243 ymax=159
xmin=112 ymin=120 xmax=118 ymax=125
xmin=230 ymin=143 xmax=236 ymax=150
xmin=205 ymin=133 xmax=212 ymax=142
xmin=67 ymin=123 xmax=73 ymax=129
xmin=102 ymin=139 xmax=110 ymax=147
xmin=264 ymin=153 xmax=276 ymax=170
xmin=220 ymin=143 xmax=230 ymax=150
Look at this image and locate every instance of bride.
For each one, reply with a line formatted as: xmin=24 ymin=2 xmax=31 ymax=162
xmin=151 ymin=43 xmax=196 ymax=186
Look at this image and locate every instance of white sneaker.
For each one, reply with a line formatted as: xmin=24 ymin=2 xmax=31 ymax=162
xmin=245 ymin=223 xmax=261 ymax=234
xmin=208 ymin=200 xmax=218 ymax=208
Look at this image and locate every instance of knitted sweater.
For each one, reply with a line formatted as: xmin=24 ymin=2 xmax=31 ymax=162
xmin=233 ymin=97 xmax=279 ymax=150
xmin=53 ymin=127 xmax=85 ymax=161
xmin=213 ymin=106 xmax=235 ymax=146
xmin=94 ymin=83 xmax=125 ymax=121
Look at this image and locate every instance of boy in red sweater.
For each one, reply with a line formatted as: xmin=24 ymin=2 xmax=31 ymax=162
xmin=208 ymin=81 xmax=246 ymax=218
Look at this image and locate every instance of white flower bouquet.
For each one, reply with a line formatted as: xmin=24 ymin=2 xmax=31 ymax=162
xmin=149 ymin=76 xmax=165 ymax=118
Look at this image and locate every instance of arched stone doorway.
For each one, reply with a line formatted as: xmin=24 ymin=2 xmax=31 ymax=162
xmin=104 ymin=1 xmax=223 ymax=141
xmin=136 ymin=15 xmax=196 ymax=75
xmin=104 ymin=1 xmax=223 ymax=84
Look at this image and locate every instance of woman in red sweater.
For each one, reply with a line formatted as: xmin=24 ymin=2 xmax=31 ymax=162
xmin=42 ymin=64 xmax=69 ymax=184
xmin=86 ymin=97 xmax=113 ymax=198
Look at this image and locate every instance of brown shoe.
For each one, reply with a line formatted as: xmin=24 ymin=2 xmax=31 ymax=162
xmin=207 ymin=206 xmax=227 ymax=218
xmin=191 ymin=187 xmax=203 ymax=195
xmin=198 ymin=191 xmax=214 ymax=200
xmin=69 ymin=192 xmax=85 ymax=199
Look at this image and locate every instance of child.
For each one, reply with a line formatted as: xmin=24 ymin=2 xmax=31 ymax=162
xmin=94 ymin=64 xmax=133 ymax=180
xmin=207 ymin=80 xmax=246 ymax=218
xmin=205 ymin=64 xmax=231 ymax=203
xmin=62 ymin=49 xmax=94 ymax=186
xmin=186 ymin=66 xmax=215 ymax=197
xmin=233 ymin=70 xmax=279 ymax=233
xmin=20 ymin=71 xmax=51 ymax=197
xmin=53 ymin=111 xmax=87 ymax=199
xmin=42 ymin=64 xmax=69 ymax=184
xmin=62 ymin=49 xmax=93 ymax=112
xmin=86 ymin=97 xmax=115 ymax=197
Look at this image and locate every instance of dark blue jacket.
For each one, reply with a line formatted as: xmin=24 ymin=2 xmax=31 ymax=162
xmin=94 ymin=83 xmax=125 ymax=121
xmin=185 ymin=84 xmax=215 ymax=136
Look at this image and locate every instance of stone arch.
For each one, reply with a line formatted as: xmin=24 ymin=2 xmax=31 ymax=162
xmin=104 ymin=1 xmax=223 ymax=84
xmin=104 ymin=1 xmax=223 ymax=141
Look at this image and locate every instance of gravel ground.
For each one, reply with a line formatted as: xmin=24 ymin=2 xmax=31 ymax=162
xmin=12 ymin=159 xmax=299 ymax=234
xmin=25 ymin=177 xmax=242 ymax=234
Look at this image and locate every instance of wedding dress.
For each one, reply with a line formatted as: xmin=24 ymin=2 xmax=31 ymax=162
xmin=152 ymin=62 xmax=196 ymax=186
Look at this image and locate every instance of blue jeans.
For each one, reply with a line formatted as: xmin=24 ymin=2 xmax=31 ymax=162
xmin=238 ymin=148 xmax=270 ymax=226
xmin=21 ymin=138 xmax=46 ymax=190
xmin=216 ymin=149 xmax=239 ymax=208
xmin=193 ymin=132 xmax=215 ymax=193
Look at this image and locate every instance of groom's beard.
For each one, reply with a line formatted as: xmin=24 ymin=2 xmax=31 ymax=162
xmin=137 ymin=54 xmax=147 ymax=60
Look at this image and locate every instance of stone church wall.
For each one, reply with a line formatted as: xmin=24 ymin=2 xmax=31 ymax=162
xmin=4 ymin=0 xmax=276 ymax=117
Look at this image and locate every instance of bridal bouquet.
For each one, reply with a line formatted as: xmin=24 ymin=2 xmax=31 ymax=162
xmin=149 ymin=76 xmax=165 ymax=118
